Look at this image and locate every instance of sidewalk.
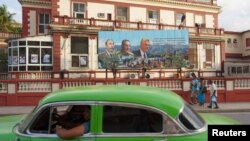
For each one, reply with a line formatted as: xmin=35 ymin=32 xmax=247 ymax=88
xmin=192 ymin=102 xmax=250 ymax=113
xmin=0 ymin=102 xmax=250 ymax=116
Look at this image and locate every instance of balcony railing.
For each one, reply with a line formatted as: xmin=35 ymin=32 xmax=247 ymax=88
xmin=175 ymin=0 xmax=216 ymax=5
xmin=0 ymin=82 xmax=7 ymax=93
xmin=0 ymin=32 xmax=21 ymax=39
xmin=235 ymin=78 xmax=250 ymax=89
xmin=52 ymin=16 xmax=224 ymax=36
xmin=1 ymin=71 xmax=250 ymax=91
xmin=1 ymin=71 xmax=250 ymax=105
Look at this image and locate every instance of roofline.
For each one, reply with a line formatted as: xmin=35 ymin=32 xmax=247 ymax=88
xmin=224 ymin=31 xmax=242 ymax=35
xmin=225 ymin=29 xmax=250 ymax=34
xmin=242 ymin=30 xmax=250 ymax=34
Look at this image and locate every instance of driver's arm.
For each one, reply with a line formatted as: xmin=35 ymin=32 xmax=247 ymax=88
xmin=56 ymin=124 xmax=84 ymax=139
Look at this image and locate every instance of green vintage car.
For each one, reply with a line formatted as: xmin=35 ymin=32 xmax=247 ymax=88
xmin=0 ymin=85 xmax=239 ymax=141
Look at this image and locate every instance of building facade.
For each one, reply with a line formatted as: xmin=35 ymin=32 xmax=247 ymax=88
xmin=224 ymin=30 xmax=250 ymax=77
xmin=9 ymin=0 xmax=224 ymax=75
xmin=1 ymin=0 xmax=250 ymax=105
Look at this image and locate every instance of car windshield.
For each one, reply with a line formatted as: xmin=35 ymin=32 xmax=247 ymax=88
xmin=178 ymin=104 xmax=205 ymax=131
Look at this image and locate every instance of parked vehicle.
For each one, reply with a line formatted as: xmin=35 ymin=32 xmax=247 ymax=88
xmin=0 ymin=85 xmax=240 ymax=141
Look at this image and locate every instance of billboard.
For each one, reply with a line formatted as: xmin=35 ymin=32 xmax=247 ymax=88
xmin=98 ymin=30 xmax=189 ymax=69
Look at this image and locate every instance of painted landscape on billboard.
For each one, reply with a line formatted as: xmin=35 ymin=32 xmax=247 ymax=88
xmin=98 ymin=30 xmax=189 ymax=69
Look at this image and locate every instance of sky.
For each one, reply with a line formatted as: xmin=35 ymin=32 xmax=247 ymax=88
xmin=217 ymin=0 xmax=250 ymax=32
xmin=1 ymin=0 xmax=250 ymax=32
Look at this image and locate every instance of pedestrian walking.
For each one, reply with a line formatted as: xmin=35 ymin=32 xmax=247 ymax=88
xmin=190 ymin=72 xmax=199 ymax=105
xmin=207 ymin=80 xmax=219 ymax=109
xmin=197 ymin=78 xmax=207 ymax=106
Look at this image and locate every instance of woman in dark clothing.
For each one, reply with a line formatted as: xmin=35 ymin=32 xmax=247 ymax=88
xmin=197 ymin=78 xmax=207 ymax=106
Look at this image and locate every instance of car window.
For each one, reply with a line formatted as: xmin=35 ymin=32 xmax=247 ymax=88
xmin=28 ymin=104 xmax=91 ymax=135
xmin=51 ymin=105 xmax=90 ymax=133
xmin=163 ymin=115 xmax=186 ymax=134
xmin=178 ymin=104 xmax=205 ymax=131
xmin=103 ymin=105 xmax=163 ymax=133
xmin=29 ymin=107 xmax=50 ymax=134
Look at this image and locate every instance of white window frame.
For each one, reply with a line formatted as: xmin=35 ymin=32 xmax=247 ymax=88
xmin=38 ymin=13 xmax=50 ymax=34
xmin=116 ymin=7 xmax=128 ymax=21
xmin=74 ymin=12 xmax=85 ymax=18
xmin=71 ymin=55 xmax=88 ymax=68
xmin=148 ymin=10 xmax=158 ymax=24
xmin=72 ymin=2 xmax=86 ymax=18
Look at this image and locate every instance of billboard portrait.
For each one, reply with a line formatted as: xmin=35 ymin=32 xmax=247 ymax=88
xmin=98 ymin=30 xmax=189 ymax=69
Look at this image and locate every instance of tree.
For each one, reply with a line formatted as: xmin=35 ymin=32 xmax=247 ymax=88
xmin=171 ymin=52 xmax=189 ymax=78
xmin=0 ymin=50 xmax=8 ymax=72
xmin=0 ymin=4 xmax=21 ymax=33
xmin=103 ymin=54 xmax=121 ymax=79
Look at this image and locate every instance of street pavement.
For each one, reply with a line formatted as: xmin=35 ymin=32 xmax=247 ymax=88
xmin=0 ymin=102 xmax=250 ymax=115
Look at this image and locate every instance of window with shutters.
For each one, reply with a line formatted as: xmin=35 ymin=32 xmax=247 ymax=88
xmin=73 ymin=2 xmax=85 ymax=18
xmin=227 ymin=38 xmax=232 ymax=47
xmin=203 ymin=43 xmax=215 ymax=69
xmin=233 ymin=38 xmax=238 ymax=48
xmin=39 ymin=13 xmax=50 ymax=34
xmin=116 ymin=7 xmax=128 ymax=21
xmin=188 ymin=43 xmax=198 ymax=68
xmin=148 ymin=10 xmax=158 ymax=23
xmin=71 ymin=37 xmax=89 ymax=68
xmin=246 ymin=38 xmax=250 ymax=48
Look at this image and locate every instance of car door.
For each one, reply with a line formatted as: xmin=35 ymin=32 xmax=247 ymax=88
xmin=95 ymin=103 xmax=168 ymax=141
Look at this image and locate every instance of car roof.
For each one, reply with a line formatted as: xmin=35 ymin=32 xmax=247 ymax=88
xmin=38 ymin=85 xmax=184 ymax=118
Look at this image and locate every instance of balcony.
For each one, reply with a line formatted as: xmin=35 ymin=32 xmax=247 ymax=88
xmin=51 ymin=16 xmax=224 ymax=37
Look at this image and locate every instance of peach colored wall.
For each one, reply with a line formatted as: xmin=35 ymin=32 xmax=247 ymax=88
xmin=130 ymin=7 xmax=146 ymax=22
xmin=224 ymin=33 xmax=242 ymax=54
xmin=59 ymin=0 xmax=70 ymax=16
xmin=160 ymin=10 xmax=175 ymax=25
xmin=88 ymin=2 xmax=115 ymax=20
xmin=205 ymin=14 xmax=214 ymax=28
xmin=28 ymin=11 xmax=36 ymax=36
xmin=215 ymin=44 xmax=221 ymax=70
xmin=186 ymin=12 xmax=194 ymax=27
